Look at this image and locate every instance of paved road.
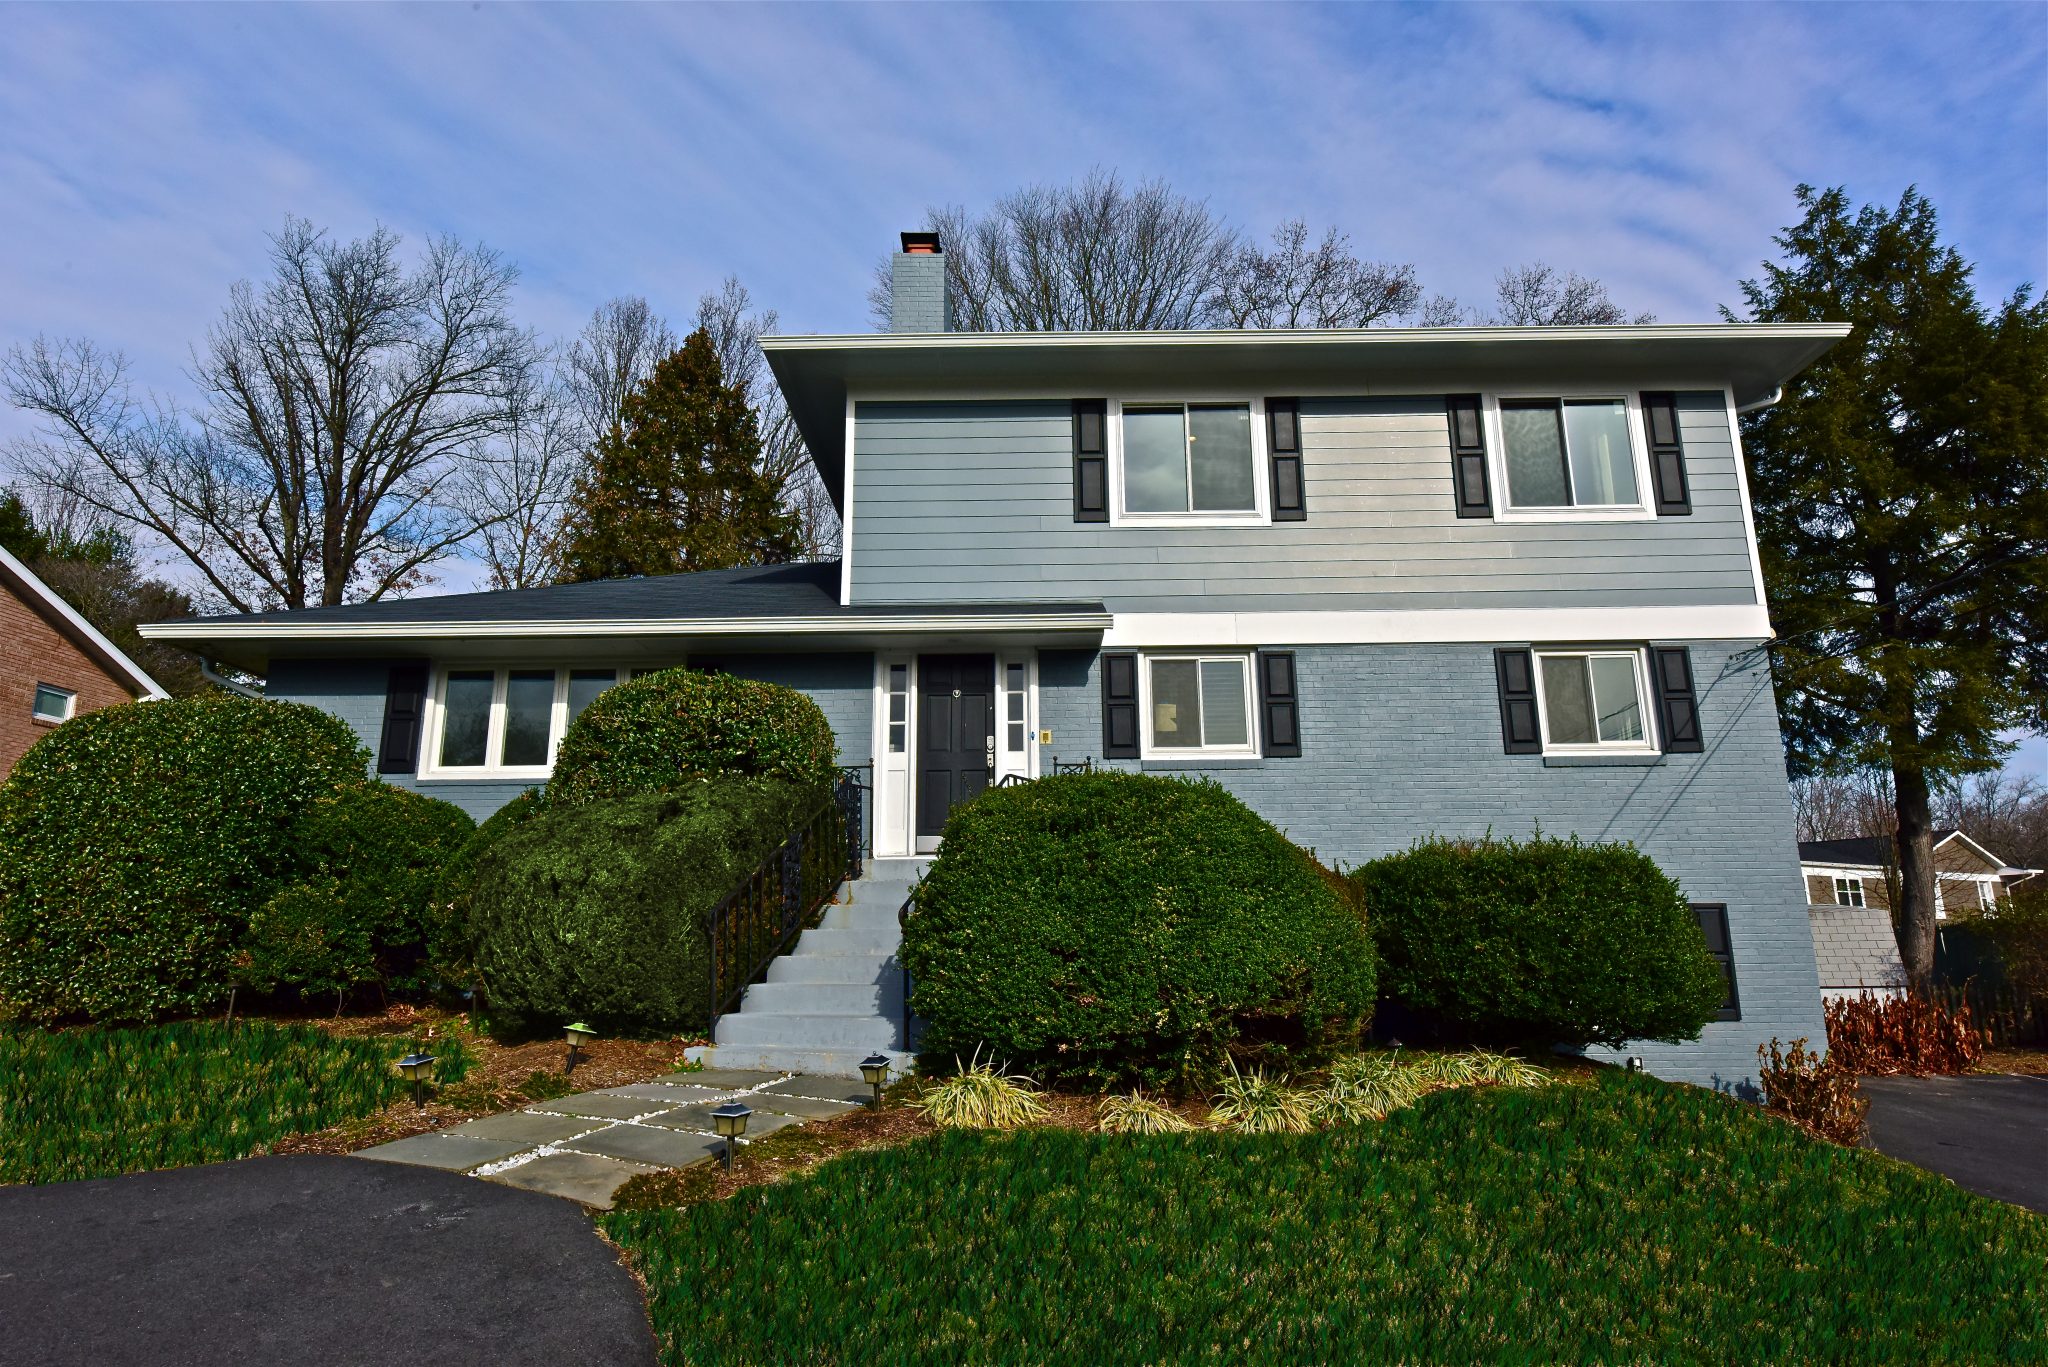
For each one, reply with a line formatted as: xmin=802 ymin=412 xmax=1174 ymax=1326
xmin=1861 ymin=1073 xmax=2048 ymax=1214
xmin=0 ymin=1155 xmax=657 ymax=1367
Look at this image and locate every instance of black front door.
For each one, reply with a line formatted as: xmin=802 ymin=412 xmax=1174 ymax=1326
xmin=916 ymin=654 xmax=995 ymax=846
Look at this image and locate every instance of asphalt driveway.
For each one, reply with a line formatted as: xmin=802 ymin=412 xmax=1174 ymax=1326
xmin=0 ymin=1154 xmax=657 ymax=1367
xmin=1860 ymin=1073 xmax=2048 ymax=1214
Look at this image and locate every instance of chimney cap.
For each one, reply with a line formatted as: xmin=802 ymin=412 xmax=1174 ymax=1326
xmin=899 ymin=231 xmax=943 ymax=255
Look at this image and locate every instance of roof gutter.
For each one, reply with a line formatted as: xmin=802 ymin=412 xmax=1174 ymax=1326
xmin=1735 ymin=385 xmax=1783 ymax=415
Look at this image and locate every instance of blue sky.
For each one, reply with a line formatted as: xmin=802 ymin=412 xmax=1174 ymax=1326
xmin=2 ymin=1 xmax=2044 ymax=772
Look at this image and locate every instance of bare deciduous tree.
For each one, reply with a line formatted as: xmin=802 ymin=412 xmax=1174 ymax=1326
xmin=871 ymin=171 xmax=1240 ymax=332
xmin=456 ymin=361 xmax=582 ymax=590
xmin=1792 ymin=771 xmax=1896 ymax=843
xmin=4 ymin=219 xmax=536 ymax=610
xmin=694 ymin=277 xmax=840 ymax=559
xmin=1492 ymin=263 xmax=1654 ymax=326
xmin=563 ymin=296 xmax=678 ymax=452
xmin=1211 ymin=220 xmax=1425 ymax=328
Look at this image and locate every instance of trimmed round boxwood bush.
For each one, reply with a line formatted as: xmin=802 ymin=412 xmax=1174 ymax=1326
xmin=548 ymin=668 xmax=838 ymax=805
xmin=1356 ymin=834 xmax=1727 ymax=1048
xmin=0 ymin=695 xmax=371 ymax=1021
xmin=899 ymin=772 xmax=1377 ymax=1092
xmin=470 ymin=778 xmax=830 ymax=1036
xmin=242 ymin=784 xmax=475 ymax=1001
xmin=425 ymin=786 xmax=546 ymax=987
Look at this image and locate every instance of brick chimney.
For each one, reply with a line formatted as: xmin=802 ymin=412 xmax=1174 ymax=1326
xmin=889 ymin=231 xmax=952 ymax=332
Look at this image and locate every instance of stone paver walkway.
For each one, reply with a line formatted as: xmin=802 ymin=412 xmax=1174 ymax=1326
xmin=355 ymin=1067 xmax=872 ymax=1208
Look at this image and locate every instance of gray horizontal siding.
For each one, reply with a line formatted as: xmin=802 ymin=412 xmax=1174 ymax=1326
xmin=849 ymin=394 xmax=1759 ymax=612
xmin=1033 ymin=639 xmax=1824 ymax=1093
xmin=265 ymin=653 xmax=875 ymax=822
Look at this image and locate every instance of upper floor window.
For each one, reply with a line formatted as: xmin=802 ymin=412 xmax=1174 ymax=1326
xmin=1498 ymin=397 xmax=1643 ymax=512
xmin=430 ymin=665 xmax=619 ymax=775
xmin=1834 ymin=876 xmax=1866 ymax=908
xmin=1533 ymin=648 xmax=1654 ymax=754
xmin=1143 ymin=652 xmax=1257 ymax=758
xmin=31 ymin=684 xmax=75 ymax=724
xmin=1119 ymin=402 xmax=1261 ymax=519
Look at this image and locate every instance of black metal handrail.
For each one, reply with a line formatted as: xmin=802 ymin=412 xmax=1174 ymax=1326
xmin=703 ymin=770 xmax=868 ymax=1030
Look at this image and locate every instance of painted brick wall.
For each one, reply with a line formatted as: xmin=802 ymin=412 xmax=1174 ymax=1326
xmin=1807 ymin=903 xmax=1907 ymax=999
xmin=265 ymin=654 xmax=876 ymax=823
xmin=1036 ymin=639 xmax=1827 ymax=1092
xmin=1 ymin=582 xmax=139 ymax=775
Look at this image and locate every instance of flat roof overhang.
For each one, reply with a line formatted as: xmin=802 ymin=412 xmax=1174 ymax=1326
xmin=140 ymin=609 xmax=1114 ymax=675
xmin=764 ymin=323 xmax=1853 ymax=506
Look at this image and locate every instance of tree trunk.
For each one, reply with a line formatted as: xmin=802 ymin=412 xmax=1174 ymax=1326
xmin=1892 ymin=760 xmax=1940 ymax=986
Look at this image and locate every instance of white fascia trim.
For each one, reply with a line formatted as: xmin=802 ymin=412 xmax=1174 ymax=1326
xmin=760 ymin=323 xmax=1857 ymax=354
xmin=141 ymin=611 xmax=1117 ymax=643
xmin=1723 ymin=389 xmax=1773 ymax=627
xmin=0 ymin=543 xmax=170 ymax=699
xmin=1801 ymin=864 xmax=1885 ymax=880
xmin=840 ymin=392 xmax=856 ymax=606
xmin=1101 ymin=604 xmax=1772 ymax=649
xmin=1934 ymin=830 xmax=2010 ymax=868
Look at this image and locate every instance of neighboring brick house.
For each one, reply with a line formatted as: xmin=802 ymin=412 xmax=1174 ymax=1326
xmin=0 ymin=544 xmax=168 ymax=774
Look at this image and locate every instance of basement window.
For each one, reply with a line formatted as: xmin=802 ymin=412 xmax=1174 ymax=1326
xmin=31 ymin=684 xmax=75 ymax=724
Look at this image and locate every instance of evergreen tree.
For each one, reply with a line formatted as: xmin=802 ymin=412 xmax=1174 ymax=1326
xmin=555 ymin=330 xmax=801 ymax=582
xmin=1736 ymin=185 xmax=2048 ymax=983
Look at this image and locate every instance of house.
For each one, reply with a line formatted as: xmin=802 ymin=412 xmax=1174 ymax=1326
xmin=1 ymin=543 xmax=168 ymax=773
xmin=141 ymin=232 xmax=1853 ymax=1089
xmin=1800 ymin=830 xmax=2040 ymax=1003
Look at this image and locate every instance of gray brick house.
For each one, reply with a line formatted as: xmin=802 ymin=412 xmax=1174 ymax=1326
xmin=146 ymin=233 xmax=1852 ymax=1091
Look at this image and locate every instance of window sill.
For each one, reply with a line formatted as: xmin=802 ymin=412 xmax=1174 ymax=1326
xmin=1542 ymin=753 xmax=1667 ymax=768
xmin=417 ymin=769 xmax=553 ymax=783
xmin=1493 ymin=507 xmax=1655 ymax=524
xmin=1141 ymin=757 xmax=1264 ymax=771
xmin=1112 ymin=513 xmax=1269 ymax=529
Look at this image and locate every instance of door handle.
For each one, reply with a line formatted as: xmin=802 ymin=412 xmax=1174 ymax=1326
xmin=985 ymin=734 xmax=996 ymax=773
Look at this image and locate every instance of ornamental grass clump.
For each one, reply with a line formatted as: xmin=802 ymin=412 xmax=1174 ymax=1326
xmin=1208 ymin=1064 xmax=1315 ymax=1135
xmin=1326 ymin=1051 xmax=1429 ymax=1114
xmin=1098 ymin=1092 xmax=1194 ymax=1135
xmin=915 ymin=1056 xmax=1046 ymax=1130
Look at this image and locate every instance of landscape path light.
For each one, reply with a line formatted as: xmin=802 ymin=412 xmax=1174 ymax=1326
xmin=397 ymin=1052 xmax=436 ymax=1109
xmin=859 ymin=1054 xmax=890 ymax=1109
xmin=711 ymin=1101 xmax=752 ymax=1171
xmin=563 ymin=1023 xmax=596 ymax=1077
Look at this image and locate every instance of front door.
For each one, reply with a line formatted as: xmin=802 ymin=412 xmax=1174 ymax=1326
xmin=916 ymin=654 xmax=994 ymax=851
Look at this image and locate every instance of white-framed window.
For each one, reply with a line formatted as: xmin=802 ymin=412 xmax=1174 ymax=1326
xmin=885 ymin=663 xmax=909 ymax=754
xmin=1491 ymin=394 xmax=1653 ymax=519
xmin=1004 ymin=660 xmax=1028 ymax=754
xmin=1977 ymin=880 xmax=1998 ymax=911
xmin=30 ymin=683 xmax=76 ymax=724
xmin=1834 ymin=876 xmax=1866 ymax=908
xmin=1113 ymin=399 xmax=1267 ymax=523
xmin=1140 ymin=652 xmax=1258 ymax=758
xmin=424 ymin=665 xmax=621 ymax=777
xmin=1532 ymin=648 xmax=1656 ymax=754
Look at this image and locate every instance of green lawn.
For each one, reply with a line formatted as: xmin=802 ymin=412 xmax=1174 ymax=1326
xmin=0 ymin=1021 xmax=405 ymax=1184
xmin=603 ymin=1072 xmax=2046 ymax=1364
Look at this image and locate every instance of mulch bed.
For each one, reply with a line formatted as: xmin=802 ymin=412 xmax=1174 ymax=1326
xmin=266 ymin=1004 xmax=704 ymax=1157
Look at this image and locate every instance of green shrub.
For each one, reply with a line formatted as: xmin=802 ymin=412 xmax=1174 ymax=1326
xmin=471 ymin=778 xmax=829 ymax=1035
xmin=900 ymin=772 xmax=1378 ymax=1091
xmin=243 ymin=784 xmax=475 ymax=1001
xmin=1357 ymin=833 xmax=1727 ymax=1048
xmin=548 ymin=667 xmax=839 ymax=804
xmin=0 ymin=696 xmax=370 ymax=1021
xmin=425 ymin=787 xmax=545 ymax=987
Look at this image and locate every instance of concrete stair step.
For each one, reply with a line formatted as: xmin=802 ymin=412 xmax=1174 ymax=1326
xmin=715 ymin=1012 xmax=902 ymax=1051
xmin=764 ymin=953 xmax=897 ymax=985
xmin=687 ymin=1044 xmax=913 ymax=1079
xmin=794 ymin=926 xmax=901 ymax=957
xmin=818 ymin=901 xmax=911 ymax=931
xmin=741 ymin=980 xmax=901 ymax=1016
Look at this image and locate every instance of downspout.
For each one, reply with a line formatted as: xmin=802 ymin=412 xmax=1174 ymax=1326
xmin=1736 ymin=386 xmax=1783 ymax=415
xmin=201 ymin=658 xmax=266 ymax=699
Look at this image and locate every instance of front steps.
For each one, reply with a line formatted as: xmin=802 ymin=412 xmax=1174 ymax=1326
xmin=689 ymin=858 xmax=927 ymax=1078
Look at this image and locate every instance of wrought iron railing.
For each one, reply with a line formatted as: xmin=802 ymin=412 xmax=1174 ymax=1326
xmin=703 ymin=769 xmax=869 ymax=1031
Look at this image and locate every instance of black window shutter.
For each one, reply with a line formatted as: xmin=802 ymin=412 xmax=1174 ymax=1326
xmin=1266 ymin=399 xmax=1306 ymax=522
xmin=1642 ymin=392 xmax=1691 ymax=515
xmin=1493 ymin=648 xmax=1541 ymax=754
xmin=1256 ymin=651 xmax=1302 ymax=758
xmin=1447 ymin=394 xmax=1491 ymax=518
xmin=1653 ymin=646 xmax=1703 ymax=753
xmin=1073 ymin=400 xmax=1109 ymax=523
xmin=1101 ymin=652 xmax=1139 ymax=758
xmin=377 ymin=664 xmax=429 ymax=775
xmin=1693 ymin=903 xmax=1741 ymax=1021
